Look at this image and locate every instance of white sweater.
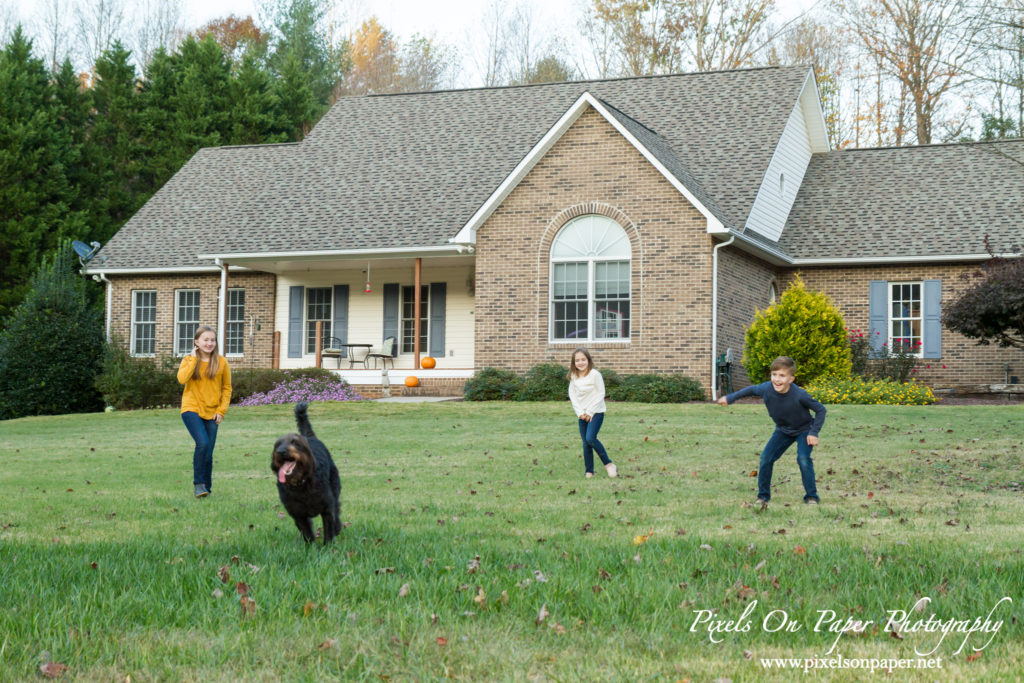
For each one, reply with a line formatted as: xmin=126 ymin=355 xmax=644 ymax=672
xmin=569 ymin=369 xmax=607 ymax=417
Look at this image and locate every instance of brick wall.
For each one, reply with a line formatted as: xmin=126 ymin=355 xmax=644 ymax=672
xmin=107 ymin=271 xmax=277 ymax=367
xmin=782 ymin=266 xmax=1024 ymax=389
xmin=475 ymin=107 xmax=714 ymax=389
xmin=717 ymin=247 xmax=782 ymax=388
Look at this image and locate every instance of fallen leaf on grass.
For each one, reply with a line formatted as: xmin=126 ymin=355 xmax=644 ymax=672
xmin=793 ymin=546 xmax=806 ymax=556
xmin=239 ymin=595 xmax=257 ymax=617
xmin=398 ymin=583 xmax=410 ymax=597
xmin=699 ymin=544 xmax=713 ymax=551
xmin=375 ymin=567 xmax=396 ymax=575
xmin=536 ymin=603 xmax=549 ymax=625
xmin=436 ymin=637 xmax=448 ymax=646
xmin=466 ymin=556 xmax=481 ymax=574
xmin=966 ymin=651 xmax=982 ymax=662
xmin=736 ymin=584 xmax=756 ymax=601
xmin=533 ymin=570 xmax=548 ymax=583
xmin=217 ymin=566 xmax=230 ymax=583
xmin=317 ymin=639 xmax=337 ymax=650
xmin=497 ymin=590 xmax=509 ymax=605
xmin=754 ymin=560 xmax=767 ymax=572
xmin=211 ymin=588 xmax=223 ymax=599
xmin=39 ymin=662 xmax=68 ymax=678
xmin=236 ymin=582 xmax=250 ymax=595
xmin=598 ymin=567 xmax=611 ymax=580
xmin=632 ymin=528 xmax=654 ymax=545
xmin=549 ymin=621 xmax=567 ymax=634
xmin=473 ymin=588 xmax=487 ymax=609
xmin=890 ymin=628 xmax=904 ymax=641
xmin=749 ymin=470 xmax=758 ymax=477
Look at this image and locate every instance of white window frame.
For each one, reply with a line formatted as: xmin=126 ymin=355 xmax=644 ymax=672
xmin=131 ymin=290 xmax=156 ymax=357
xmin=174 ymin=289 xmax=201 ymax=356
xmin=305 ymin=287 xmax=332 ymax=354
xmin=400 ymin=285 xmax=430 ymax=354
xmin=224 ymin=288 xmax=245 ymax=357
xmin=887 ymin=281 xmax=923 ymax=357
xmin=549 ymin=216 xmax=631 ymax=344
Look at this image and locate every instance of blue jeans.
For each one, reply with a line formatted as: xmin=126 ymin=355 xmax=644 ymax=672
xmin=182 ymin=411 xmax=218 ymax=490
xmin=757 ymin=428 xmax=818 ymax=502
xmin=578 ymin=413 xmax=612 ymax=474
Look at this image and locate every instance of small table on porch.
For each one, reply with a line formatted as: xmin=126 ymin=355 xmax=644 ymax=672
xmin=324 ymin=343 xmax=372 ymax=368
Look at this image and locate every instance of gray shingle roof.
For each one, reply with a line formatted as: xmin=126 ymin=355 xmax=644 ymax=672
xmin=96 ymin=66 xmax=810 ymax=270
xmin=780 ymin=141 xmax=1024 ymax=260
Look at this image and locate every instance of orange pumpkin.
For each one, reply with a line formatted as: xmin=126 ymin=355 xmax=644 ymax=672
xmin=421 ymin=356 xmax=436 ymax=369
xmin=404 ymin=376 xmax=420 ymax=387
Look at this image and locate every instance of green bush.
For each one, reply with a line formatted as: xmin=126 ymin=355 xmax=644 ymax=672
xmin=95 ymin=342 xmax=181 ymax=410
xmin=607 ymin=373 xmax=705 ymax=403
xmin=805 ymin=375 xmax=936 ymax=405
xmin=517 ymin=363 xmax=570 ymax=401
xmin=463 ymin=368 xmax=524 ymax=401
xmin=230 ymin=366 xmax=339 ymax=403
xmin=743 ymin=275 xmax=852 ymax=385
xmin=0 ymin=244 xmax=105 ymax=419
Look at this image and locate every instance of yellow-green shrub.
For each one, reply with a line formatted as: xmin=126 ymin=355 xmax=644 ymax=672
xmin=743 ymin=275 xmax=852 ymax=385
xmin=805 ymin=375 xmax=936 ymax=405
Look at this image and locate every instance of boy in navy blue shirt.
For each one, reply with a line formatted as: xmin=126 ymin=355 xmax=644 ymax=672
xmin=717 ymin=356 xmax=825 ymax=505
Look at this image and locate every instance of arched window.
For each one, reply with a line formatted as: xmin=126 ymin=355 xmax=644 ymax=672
xmin=550 ymin=215 xmax=631 ymax=341
xmin=768 ymin=281 xmax=778 ymax=305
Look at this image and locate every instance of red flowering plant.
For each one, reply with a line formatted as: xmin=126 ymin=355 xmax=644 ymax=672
xmin=846 ymin=328 xmax=871 ymax=376
xmin=873 ymin=336 xmax=922 ymax=383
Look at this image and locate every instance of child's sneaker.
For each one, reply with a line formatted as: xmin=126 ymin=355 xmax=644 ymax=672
xmin=755 ymin=497 xmax=769 ymax=506
xmin=804 ymin=498 xmax=819 ymax=505
xmin=605 ymin=463 xmax=617 ymax=478
xmin=585 ymin=472 xmax=594 ymax=478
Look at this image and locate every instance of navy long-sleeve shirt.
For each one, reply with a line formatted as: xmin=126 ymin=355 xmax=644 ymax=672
xmin=725 ymin=381 xmax=826 ymax=437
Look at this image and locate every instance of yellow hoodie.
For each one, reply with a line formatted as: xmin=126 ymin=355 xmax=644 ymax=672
xmin=177 ymin=355 xmax=232 ymax=419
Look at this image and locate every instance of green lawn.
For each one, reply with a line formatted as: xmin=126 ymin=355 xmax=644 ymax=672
xmin=1 ymin=401 xmax=1022 ymax=681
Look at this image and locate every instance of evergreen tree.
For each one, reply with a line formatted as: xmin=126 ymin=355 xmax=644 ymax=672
xmin=0 ymin=242 xmax=105 ymax=419
xmin=0 ymin=28 xmax=76 ymax=320
xmin=230 ymin=50 xmax=289 ymax=145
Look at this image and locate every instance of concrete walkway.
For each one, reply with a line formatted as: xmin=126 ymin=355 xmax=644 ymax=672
xmin=374 ymin=396 xmax=462 ymax=403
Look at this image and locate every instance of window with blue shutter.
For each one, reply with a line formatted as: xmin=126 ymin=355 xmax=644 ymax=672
xmin=869 ymin=280 xmax=942 ymax=359
xmin=287 ymin=286 xmax=303 ymax=358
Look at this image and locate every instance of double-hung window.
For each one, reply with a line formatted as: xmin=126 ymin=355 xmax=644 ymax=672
xmin=175 ymin=289 xmax=200 ymax=355
xmin=132 ymin=290 xmax=156 ymax=356
xmin=869 ymin=279 xmax=942 ymax=359
xmin=550 ymin=215 xmax=631 ymax=342
xmin=889 ymin=282 xmax=922 ymax=354
xmin=225 ymin=288 xmax=245 ymax=356
xmin=305 ymin=287 xmax=332 ymax=353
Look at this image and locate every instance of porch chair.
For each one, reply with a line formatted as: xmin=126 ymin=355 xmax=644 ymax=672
xmin=321 ymin=337 xmax=345 ymax=369
xmin=366 ymin=336 xmax=396 ymax=370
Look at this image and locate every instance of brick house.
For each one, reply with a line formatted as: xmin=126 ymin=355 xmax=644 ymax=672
xmin=86 ymin=66 xmax=1024 ymax=397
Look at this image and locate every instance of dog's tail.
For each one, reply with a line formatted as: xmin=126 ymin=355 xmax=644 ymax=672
xmin=294 ymin=401 xmax=316 ymax=439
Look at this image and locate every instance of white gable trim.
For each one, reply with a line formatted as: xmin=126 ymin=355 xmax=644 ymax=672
xmin=451 ymin=92 xmax=724 ymax=245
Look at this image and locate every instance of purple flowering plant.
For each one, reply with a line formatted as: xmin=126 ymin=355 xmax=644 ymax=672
xmin=235 ymin=376 xmax=364 ymax=406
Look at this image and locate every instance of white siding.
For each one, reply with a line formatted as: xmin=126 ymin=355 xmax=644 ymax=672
xmin=744 ymin=101 xmax=813 ymax=242
xmin=274 ymin=265 xmax=475 ymax=370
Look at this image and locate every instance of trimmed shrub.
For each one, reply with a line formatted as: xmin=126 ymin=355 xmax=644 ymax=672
xmin=0 ymin=244 xmax=105 ymax=419
xmin=95 ymin=343 xmax=180 ymax=410
xmin=743 ymin=275 xmax=852 ymax=385
xmin=805 ymin=375 xmax=936 ymax=406
xmin=607 ymin=374 xmax=705 ymax=403
xmin=517 ymin=363 xmax=570 ymax=401
xmin=235 ymin=375 xmax=363 ymax=406
xmin=463 ymin=368 xmax=524 ymax=401
xmin=231 ymin=366 xmax=339 ymax=403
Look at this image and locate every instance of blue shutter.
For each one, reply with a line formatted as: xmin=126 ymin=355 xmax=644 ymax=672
xmin=868 ymin=280 xmax=887 ymax=358
xmin=382 ymin=283 xmax=399 ymax=355
xmin=333 ymin=285 xmax=349 ymax=356
xmin=429 ymin=282 xmax=446 ymax=357
xmin=287 ymin=286 xmax=303 ymax=358
xmin=922 ymin=279 xmax=942 ymax=359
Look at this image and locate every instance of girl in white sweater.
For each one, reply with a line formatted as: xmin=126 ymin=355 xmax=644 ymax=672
xmin=568 ymin=348 xmax=617 ymax=479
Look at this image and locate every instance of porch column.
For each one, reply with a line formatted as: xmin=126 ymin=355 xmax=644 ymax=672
xmin=414 ymin=257 xmax=422 ymax=369
xmin=217 ymin=260 xmax=229 ymax=347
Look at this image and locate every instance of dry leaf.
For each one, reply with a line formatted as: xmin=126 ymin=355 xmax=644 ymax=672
xmin=533 ymin=570 xmax=548 ymax=583
xmin=436 ymin=636 xmax=448 ymax=646
xmin=236 ymin=582 xmax=250 ymax=595
xmin=793 ymin=546 xmax=806 ymax=555
xmin=239 ymin=594 xmax=257 ymax=617
xmin=867 ymin=492 xmax=874 ymax=499
xmin=211 ymin=588 xmax=223 ymax=599
xmin=754 ymin=559 xmax=767 ymax=572
xmin=217 ymin=566 xmax=230 ymax=583
xmin=473 ymin=588 xmax=487 ymax=609
xmin=39 ymin=662 xmax=68 ymax=679
xmin=736 ymin=584 xmax=755 ymax=601
xmin=317 ymin=639 xmax=337 ymax=650
xmin=966 ymin=651 xmax=982 ymax=662
xmin=375 ymin=567 xmax=396 ymax=574
xmin=536 ymin=603 xmax=549 ymax=625
xmin=749 ymin=470 xmax=758 ymax=477
xmin=466 ymin=556 xmax=481 ymax=574
xmin=632 ymin=529 xmax=654 ymax=546
xmin=431 ymin=613 xmax=438 ymax=625
xmin=398 ymin=583 xmax=410 ymax=597
xmin=890 ymin=628 xmax=904 ymax=641
xmin=497 ymin=590 xmax=509 ymax=605
xmin=598 ymin=567 xmax=611 ymax=580
xmin=550 ymin=621 xmax=567 ymax=634
xmin=699 ymin=544 xmax=712 ymax=551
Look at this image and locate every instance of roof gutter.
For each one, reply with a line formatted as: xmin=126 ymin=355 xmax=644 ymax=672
xmin=196 ymin=245 xmax=467 ymax=262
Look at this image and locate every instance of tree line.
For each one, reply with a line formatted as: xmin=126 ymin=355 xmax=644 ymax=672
xmin=2 ymin=0 xmax=1023 ymax=321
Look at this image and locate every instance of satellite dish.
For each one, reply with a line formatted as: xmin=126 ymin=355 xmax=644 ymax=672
xmin=71 ymin=240 xmax=101 ymax=266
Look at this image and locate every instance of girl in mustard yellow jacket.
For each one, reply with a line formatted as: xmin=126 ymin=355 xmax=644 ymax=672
xmin=177 ymin=325 xmax=232 ymax=498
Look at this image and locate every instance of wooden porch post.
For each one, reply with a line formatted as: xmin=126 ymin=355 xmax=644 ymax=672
xmin=315 ymin=320 xmax=323 ymax=368
xmin=414 ymin=257 xmax=422 ymax=369
xmin=272 ymin=331 xmax=280 ymax=369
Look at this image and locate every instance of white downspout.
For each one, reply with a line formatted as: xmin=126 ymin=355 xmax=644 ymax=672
xmin=711 ymin=235 xmax=735 ymax=401
xmin=216 ymin=259 xmax=227 ymax=345
xmin=95 ymin=273 xmax=113 ymax=343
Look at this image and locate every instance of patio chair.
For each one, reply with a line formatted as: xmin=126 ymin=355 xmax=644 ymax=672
xmin=366 ymin=336 xmax=396 ymax=370
xmin=321 ymin=337 xmax=345 ymax=369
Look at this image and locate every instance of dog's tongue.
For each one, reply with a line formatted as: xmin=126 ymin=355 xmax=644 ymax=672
xmin=278 ymin=461 xmax=296 ymax=483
